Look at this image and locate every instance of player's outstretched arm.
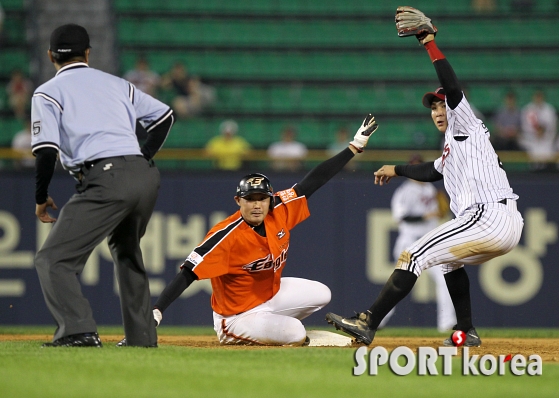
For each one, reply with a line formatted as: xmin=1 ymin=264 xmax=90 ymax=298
xmin=296 ymin=115 xmax=378 ymax=198
xmin=375 ymin=162 xmax=443 ymax=185
xmin=395 ymin=7 xmax=463 ymax=109
xmin=153 ymin=266 xmax=197 ymax=321
xmin=385 ymin=161 xmax=443 ymax=184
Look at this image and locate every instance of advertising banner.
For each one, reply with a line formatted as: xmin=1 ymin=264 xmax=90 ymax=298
xmin=0 ymin=171 xmax=556 ymax=327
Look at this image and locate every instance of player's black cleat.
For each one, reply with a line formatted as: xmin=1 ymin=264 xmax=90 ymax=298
xmin=325 ymin=312 xmax=376 ymax=345
xmin=42 ymin=332 xmax=102 ymax=347
xmin=443 ymin=326 xmax=482 ymax=347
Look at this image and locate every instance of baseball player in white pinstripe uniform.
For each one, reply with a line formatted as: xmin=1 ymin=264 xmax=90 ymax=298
xmin=326 ymin=7 xmax=524 ymax=346
xmin=378 ymin=154 xmax=456 ymax=332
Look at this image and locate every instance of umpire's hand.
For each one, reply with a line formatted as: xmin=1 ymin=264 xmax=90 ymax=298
xmin=36 ymin=196 xmax=58 ymax=223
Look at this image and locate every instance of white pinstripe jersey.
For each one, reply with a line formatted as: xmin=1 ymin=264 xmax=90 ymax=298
xmin=433 ymin=96 xmax=518 ymax=216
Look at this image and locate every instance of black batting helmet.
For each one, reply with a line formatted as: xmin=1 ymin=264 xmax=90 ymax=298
xmin=236 ymin=173 xmax=273 ymax=198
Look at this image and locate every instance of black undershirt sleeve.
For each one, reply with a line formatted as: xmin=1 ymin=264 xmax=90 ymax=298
xmin=294 ymin=147 xmax=354 ymax=198
xmin=394 ymin=161 xmax=443 ymax=182
xmin=34 ymin=147 xmax=58 ymax=204
xmin=154 ymin=266 xmax=197 ymax=312
xmin=140 ymin=109 xmax=175 ymax=160
xmin=433 ymin=58 xmax=463 ymax=110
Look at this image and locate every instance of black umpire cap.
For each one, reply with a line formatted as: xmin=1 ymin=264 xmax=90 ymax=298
xmin=50 ymin=24 xmax=91 ymax=53
xmin=422 ymin=87 xmax=446 ymax=108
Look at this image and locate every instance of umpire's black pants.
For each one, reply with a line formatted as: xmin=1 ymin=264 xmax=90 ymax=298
xmin=35 ymin=155 xmax=160 ymax=346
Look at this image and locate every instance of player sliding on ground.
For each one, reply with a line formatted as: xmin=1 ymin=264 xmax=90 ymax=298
xmin=117 ymin=115 xmax=378 ymax=346
xmin=326 ymin=6 xmax=524 ymax=347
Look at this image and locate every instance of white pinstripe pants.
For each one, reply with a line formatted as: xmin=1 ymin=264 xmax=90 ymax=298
xmin=396 ymin=200 xmax=524 ymax=276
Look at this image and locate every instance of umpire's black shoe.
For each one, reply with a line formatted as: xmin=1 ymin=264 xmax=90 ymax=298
xmin=42 ymin=332 xmax=102 ymax=348
xmin=325 ymin=312 xmax=376 ymax=345
xmin=443 ymin=326 xmax=482 ymax=347
xmin=115 ymin=337 xmax=157 ymax=348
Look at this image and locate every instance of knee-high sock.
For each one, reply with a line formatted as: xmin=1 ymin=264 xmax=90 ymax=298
xmin=367 ymin=269 xmax=418 ymax=329
xmin=444 ymin=267 xmax=473 ymax=332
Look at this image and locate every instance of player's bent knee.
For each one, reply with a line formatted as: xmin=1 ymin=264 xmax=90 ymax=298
xmin=313 ymin=281 xmax=331 ymax=308
xmin=282 ymin=321 xmax=307 ymax=346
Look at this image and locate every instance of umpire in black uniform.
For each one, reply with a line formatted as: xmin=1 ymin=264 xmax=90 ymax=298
xmin=31 ymin=24 xmax=175 ymax=347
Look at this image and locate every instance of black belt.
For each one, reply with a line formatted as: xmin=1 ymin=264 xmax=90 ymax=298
xmin=83 ymin=158 xmax=109 ymax=170
xmin=83 ymin=155 xmax=143 ymax=170
xmin=498 ymin=199 xmax=507 ymax=205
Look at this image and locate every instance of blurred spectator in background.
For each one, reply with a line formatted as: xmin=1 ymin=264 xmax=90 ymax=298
xmin=6 ymin=69 xmax=33 ymax=119
xmin=161 ymin=61 xmax=215 ymax=118
xmin=11 ymin=118 xmax=34 ymax=169
xmin=520 ymin=90 xmax=557 ymax=169
xmin=123 ymin=55 xmax=160 ymax=97
xmin=328 ymin=126 xmax=356 ymax=170
xmin=471 ymin=0 xmax=496 ymax=13
xmin=492 ymin=91 xmax=522 ymax=151
xmin=267 ymin=126 xmax=308 ymax=172
xmin=205 ymin=120 xmax=251 ymax=171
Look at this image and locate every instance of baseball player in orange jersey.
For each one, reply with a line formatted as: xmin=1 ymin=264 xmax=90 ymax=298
xmin=326 ymin=7 xmax=524 ymax=347
xmin=116 ymin=115 xmax=379 ymax=346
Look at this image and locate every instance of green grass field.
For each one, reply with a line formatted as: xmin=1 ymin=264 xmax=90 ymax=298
xmin=1 ymin=326 xmax=558 ymax=398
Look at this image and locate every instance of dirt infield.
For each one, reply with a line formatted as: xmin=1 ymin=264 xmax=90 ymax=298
xmin=2 ymin=334 xmax=558 ymax=362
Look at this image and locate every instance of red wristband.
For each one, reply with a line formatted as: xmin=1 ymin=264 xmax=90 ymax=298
xmin=424 ymin=40 xmax=445 ymax=63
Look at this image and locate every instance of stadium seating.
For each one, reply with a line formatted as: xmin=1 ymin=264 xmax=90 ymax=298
xmin=114 ymin=0 xmax=559 ymax=15
xmin=165 ymin=117 xmax=440 ymax=150
xmin=121 ymin=50 xmax=559 ymax=82
xmin=117 ymin=18 xmax=559 ymax=48
xmin=2 ymin=0 xmax=559 ymax=167
xmin=0 ymin=0 xmax=29 ymax=146
xmin=114 ymin=0 xmax=559 ymax=152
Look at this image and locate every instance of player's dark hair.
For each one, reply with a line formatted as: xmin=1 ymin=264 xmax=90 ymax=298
xmin=51 ymin=51 xmax=87 ymax=65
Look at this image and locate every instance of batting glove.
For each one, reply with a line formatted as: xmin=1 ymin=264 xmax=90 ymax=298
xmin=350 ymin=114 xmax=379 ymax=152
xmin=154 ymin=308 xmax=163 ymax=327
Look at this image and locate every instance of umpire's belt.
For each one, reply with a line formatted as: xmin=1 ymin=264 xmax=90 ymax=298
xmin=82 ymin=155 xmax=144 ymax=170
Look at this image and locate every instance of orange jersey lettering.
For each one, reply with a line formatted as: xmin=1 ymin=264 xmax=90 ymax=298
xmin=184 ymin=189 xmax=310 ymax=316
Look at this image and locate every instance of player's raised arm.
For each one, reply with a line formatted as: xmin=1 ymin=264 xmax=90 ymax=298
xmin=295 ymin=114 xmax=378 ymax=198
xmin=395 ymin=6 xmax=463 ymax=110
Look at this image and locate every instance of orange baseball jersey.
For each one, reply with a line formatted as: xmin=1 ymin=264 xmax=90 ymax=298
xmin=183 ymin=188 xmax=310 ymax=316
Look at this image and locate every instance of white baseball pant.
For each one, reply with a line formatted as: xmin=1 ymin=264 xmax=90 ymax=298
xmin=213 ymin=277 xmax=331 ymax=345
